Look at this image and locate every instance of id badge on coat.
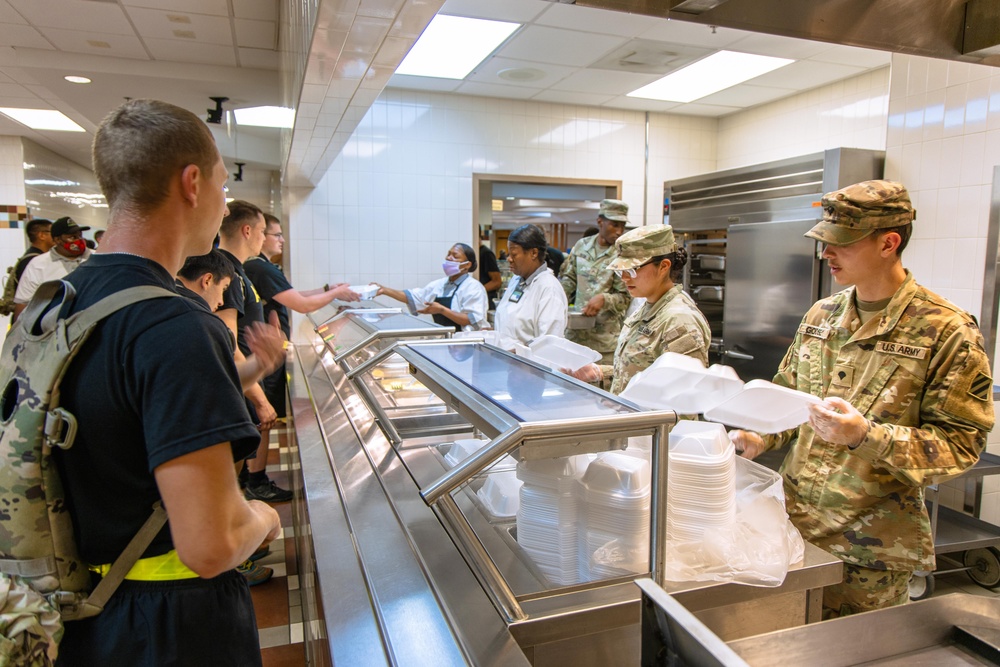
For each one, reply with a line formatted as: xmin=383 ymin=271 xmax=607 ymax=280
xmin=509 ymin=286 xmax=524 ymax=303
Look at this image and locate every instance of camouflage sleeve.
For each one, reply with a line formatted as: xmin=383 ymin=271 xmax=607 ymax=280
xmin=602 ymin=270 xmax=631 ymax=315
xmin=559 ymin=250 xmax=577 ymax=302
xmin=852 ymin=324 xmax=994 ymax=486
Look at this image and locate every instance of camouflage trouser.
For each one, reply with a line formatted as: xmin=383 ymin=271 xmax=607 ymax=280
xmin=822 ymin=563 xmax=911 ymax=619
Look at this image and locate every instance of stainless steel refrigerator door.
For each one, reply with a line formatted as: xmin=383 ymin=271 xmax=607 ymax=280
xmin=722 ymin=220 xmax=820 ymax=381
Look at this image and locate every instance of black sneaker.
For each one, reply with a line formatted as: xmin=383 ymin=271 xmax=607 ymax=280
xmin=244 ymin=479 xmax=293 ymax=503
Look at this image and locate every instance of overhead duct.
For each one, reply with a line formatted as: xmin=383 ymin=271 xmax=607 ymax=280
xmin=553 ymin=0 xmax=1000 ymax=68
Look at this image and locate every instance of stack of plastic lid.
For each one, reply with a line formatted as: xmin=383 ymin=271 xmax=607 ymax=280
xmin=619 ymin=352 xmax=743 ymax=414
xmin=477 ymin=470 xmax=522 ymax=520
xmin=443 ymin=438 xmax=489 ymax=468
xmin=578 ymin=452 xmax=651 ymax=580
xmin=666 ymin=421 xmax=735 ymax=542
xmin=516 ymin=456 xmax=586 ymax=586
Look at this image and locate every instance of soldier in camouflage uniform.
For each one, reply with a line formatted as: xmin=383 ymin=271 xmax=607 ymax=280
xmin=560 ymin=199 xmax=632 ymax=364
xmin=568 ymin=224 xmax=710 ymax=394
xmin=733 ymin=180 xmax=995 ymax=618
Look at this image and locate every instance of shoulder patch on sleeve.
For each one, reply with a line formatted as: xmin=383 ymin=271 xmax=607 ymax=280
xmin=970 ymin=371 xmax=993 ymax=402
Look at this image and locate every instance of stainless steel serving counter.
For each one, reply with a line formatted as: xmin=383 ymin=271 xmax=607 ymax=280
xmin=286 ymin=312 xmax=844 ymax=666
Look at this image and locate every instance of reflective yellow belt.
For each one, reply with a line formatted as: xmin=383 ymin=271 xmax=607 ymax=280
xmin=89 ymin=549 xmax=199 ymax=581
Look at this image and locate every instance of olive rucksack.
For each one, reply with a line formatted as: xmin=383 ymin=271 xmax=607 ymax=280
xmin=0 ymin=263 xmax=21 ymax=316
xmin=0 ymin=280 xmax=176 ymax=664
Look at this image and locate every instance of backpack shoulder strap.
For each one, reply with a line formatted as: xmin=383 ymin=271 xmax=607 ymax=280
xmin=66 ymin=285 xmax=179 ymax=338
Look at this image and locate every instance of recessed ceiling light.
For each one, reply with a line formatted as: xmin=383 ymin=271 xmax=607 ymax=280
xmin=627 ymin=50 xmax=793 ymax=103
xmin=0 ymin=108 xmax=85 ymax=132
xmin=64 ymin=75 xmax=91 ymax=84
xmin=233 ymin=105 xmax=295 ymax=129
xmin=396 ymin=15 xmax=520 ymax=80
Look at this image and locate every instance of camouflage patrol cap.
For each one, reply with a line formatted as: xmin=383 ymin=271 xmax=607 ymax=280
xmin=805 ymin=180 xmax=915 ymax=246
xmin=608 ymin=224 xmax=678 ymax=271
xmin=598 ymin=199 xmax=630 ymax=224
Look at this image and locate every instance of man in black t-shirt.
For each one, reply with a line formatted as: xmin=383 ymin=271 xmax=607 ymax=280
xmin=243 ymin=213 xmax=358 ymax=500
xmin=52 ymin=99 xmax=280 ymax=666
xmin=217 ymin=201 xmax=294 ymax=504
xmin=13 ymin=218 xmax=54 ymax=282
xmin=478 ymin=233 xmax=502 ymax=303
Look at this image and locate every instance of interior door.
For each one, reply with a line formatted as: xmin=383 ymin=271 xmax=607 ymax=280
xmin=722 ymin=220 xmax=820 ymax=381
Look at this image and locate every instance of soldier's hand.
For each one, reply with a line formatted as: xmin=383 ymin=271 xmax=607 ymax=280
xmin=808 ymin=396 xmax=869 ymax=448
xmin=730 ymin=429 xmax=766 ymax=459
xmin=565 ymin=363 xmax=602 ymax=383
xmin=582 ymin=294 xmax=605 ymax=316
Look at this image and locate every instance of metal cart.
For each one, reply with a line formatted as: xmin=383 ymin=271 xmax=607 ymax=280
xmin=909 ymin=451 xmax=1000 ymax=600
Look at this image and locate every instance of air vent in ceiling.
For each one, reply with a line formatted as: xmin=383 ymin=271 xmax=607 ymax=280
xmin=588 ymin=39 xmax=711 ymax=74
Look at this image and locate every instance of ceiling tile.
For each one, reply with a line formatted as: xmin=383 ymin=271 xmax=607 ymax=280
xmin=727 ymin=33 xmax=832 ymax=60
xmin=466 ymin=56 xmax=575 ymax=90
xmin=455 ymin=81 xmax=539 ymax=99
xmin=235 ymin=19 xmax=275 ymax=49
xmin=121 ymin=0 xmax=230 ymax=17
xmin=0 ymin=1 xmax=27 ymax=24
xmin=8 ymin=0 xmax=134 ymax=34
xmin=750 ymin=60 xmax=866 ymax=90
xmin=809 ymin=44 xmax=892 ymax=69
xmin=500 ymin=25 xmax=626 ymax=68
xmin=358 ymin=0 xmax=407 ymax=21
xmin=637 ymin=20 xmax=754 ymax=49
xmin=534 ymin=3 xmax=652 ymax=38
xmin=530 ymin=89 xmax=615 ymax=106
xmin=342 ymin=16 xmax=391 ymax=57
xmin=144 ymin=38 xmax=237 ymax=66
xmin=0 ymin=23 xmax=54 ymax=49
xmin=439 ymin=0 xmax=546 ymax=23
xmin=238 ymin=47 xmax=278 ymax=70
xmin=36 ymin=27 xmax=150 ymax=59
xmin=387 ymin=73 xmax=461 ymax=92
xmin=232 ymin=0 xmax=277 ymax=21
xmin=551 ymin=69 xmax=662 ymax=96
xmin=372 ymin=36 xmax=413 ymax=68
xmin=696 ymin=84 xmax=794 ymax=108
xmin=389 ymin=0 xmax=442 ymax=39
xmin=125 ymin=7 xmax=233 ymax=46
xmin=0 ymin=81 xmax=33 ymax=97
xmin=673 ymin=102 xmax=742 ymax=117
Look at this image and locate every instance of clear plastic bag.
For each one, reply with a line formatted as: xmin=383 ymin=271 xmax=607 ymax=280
xmin=657 ymin=456 xmax=804 ymax=587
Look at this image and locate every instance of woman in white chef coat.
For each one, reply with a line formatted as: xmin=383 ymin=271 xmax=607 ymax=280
xmin=493 ymin=224 xmax=568 ymax=347
xmin=376 ymin=243 xmax=488 ymax=331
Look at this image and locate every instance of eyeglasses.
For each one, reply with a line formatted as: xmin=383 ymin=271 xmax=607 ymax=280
xmin=613 ymin=259 xmax=654 ymax=279
xmin=265 ymin=232 xmax=284 ymax=238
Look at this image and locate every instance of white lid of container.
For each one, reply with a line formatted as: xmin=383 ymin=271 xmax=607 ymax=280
xmin=477 ymin=471 xmax=522 ymax=518
xmin=528 ymin=334 xmax=601 ymax=372
xmin=619 ymin=352 xmax=743 ymax=414
xmin=704 ymin=379 xmax=822 ymax=434
xmin=443 ymin=438 xmax=489 ymax=467
xmin=348 ymin=284 xmax=379 ymax=300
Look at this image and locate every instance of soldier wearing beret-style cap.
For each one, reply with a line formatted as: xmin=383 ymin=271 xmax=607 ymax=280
xmin=732 ymin=179 xmax=993 ymax=618
xmin=567 ymin=224 xmax=710 ymax=394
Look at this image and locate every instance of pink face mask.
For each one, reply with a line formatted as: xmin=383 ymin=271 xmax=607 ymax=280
xmin=442 ymin=260 xmax=464 ymax=277
xmin=62 ymin=239 xmax=86 ymax=255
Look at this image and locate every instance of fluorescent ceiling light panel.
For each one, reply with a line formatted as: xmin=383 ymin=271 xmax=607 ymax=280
xmin=0 ymin=108 xmax=84 ymax=132
xmin=627 ymin=51 xmax=794 ymax=103
xmin=396 ymin=15 xmax=520 ymax=80
xmin=233 ymin=106 xmax=295 ymax=128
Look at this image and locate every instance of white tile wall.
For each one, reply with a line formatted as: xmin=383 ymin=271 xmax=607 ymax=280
xmin=0 ymin=136 xmax=25 ymax=351
xmin=885 ymin=53 xmax=1000 ymax=526
xmin=716 ymin=67 xmax=890 ymax=170
xmin=285 ymin=89 xmax=717 ymax=338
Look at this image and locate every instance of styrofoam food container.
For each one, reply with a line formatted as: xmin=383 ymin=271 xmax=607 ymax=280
xmin=528 ymin=334 xmax=601 ymax=372
xmin=619 ymin=352 xmax=743 ymax=413
xmin=704 ymin=379 xmax=822 ymax=434
xmin=580 ymin=453 xmax=650 ymax=497
xmin=477 ymin=471 xmax=522 ymax=518
xmin=348 ymin=283 xmax=379 ymax=300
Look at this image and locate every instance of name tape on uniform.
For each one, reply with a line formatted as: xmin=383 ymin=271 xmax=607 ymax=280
xmin=797 ymin=323 xmax=831 ymax=339
xmin=875 ymin=341 xmax=929 ymax=360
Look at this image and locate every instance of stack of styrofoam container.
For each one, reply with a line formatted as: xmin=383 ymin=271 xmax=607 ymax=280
xmin=666 ymin=421 xmax=735 ymax=541
xmin=578 ymin=452 xmax=651 ymax=580
xmin=516 ymin=456 xmax=586 ymax=586
xmin=477 ymin=471 xmax=522 ymax=520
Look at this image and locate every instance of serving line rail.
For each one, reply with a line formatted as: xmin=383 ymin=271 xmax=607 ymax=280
xmin=287 ymin=315 xmax=843 ymax=666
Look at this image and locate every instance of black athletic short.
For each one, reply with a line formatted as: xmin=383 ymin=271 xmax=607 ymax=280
xmin=260 ymin=363 xmax=287 ymax=420
xmin=57 ymin=570 xmax=261 ymax=667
